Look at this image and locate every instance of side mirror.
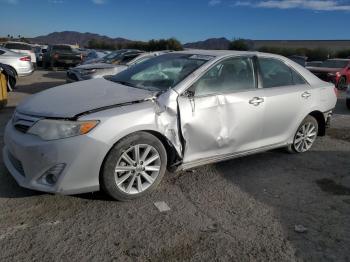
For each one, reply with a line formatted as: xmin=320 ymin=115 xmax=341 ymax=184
xmin=182 ymin=89 xmax=195 ymax=98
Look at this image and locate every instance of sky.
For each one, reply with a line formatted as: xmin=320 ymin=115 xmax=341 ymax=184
xmin=0 ymin=0 xmax=349 ymax=43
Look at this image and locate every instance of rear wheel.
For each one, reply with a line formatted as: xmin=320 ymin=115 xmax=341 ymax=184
xmin=346 ymin=98 xmax=350 ymax=110
xmin=287 ymin=115 xmax=318 ymax=153
xmin=101 ymin=132 xmax=167 ymax=201
xmin=50 ymin=61 xmax=57 ymax=71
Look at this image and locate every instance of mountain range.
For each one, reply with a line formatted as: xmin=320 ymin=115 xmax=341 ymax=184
xmin=27 ymin=31 xmax=231 ymax=50
xmin=29 ymin=31 xmax=133 ymax=47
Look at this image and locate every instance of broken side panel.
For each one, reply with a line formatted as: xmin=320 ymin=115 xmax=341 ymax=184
xmin=154 ymin=90 xmax=183 ymax=158
xmin=177 ymin=91 xmax=266 ymax=164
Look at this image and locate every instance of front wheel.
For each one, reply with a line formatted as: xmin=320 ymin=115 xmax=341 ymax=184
xmin=287 ymin=115 xmax=318 ymax=153
xmin=101 ymin=132 xmax=167 ymax=201
xmin=347 ymin=98 xmax=350 ymax=110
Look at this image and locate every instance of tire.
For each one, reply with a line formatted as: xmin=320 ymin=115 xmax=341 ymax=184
xmin=43 ymin=60 xmax=49 ymax=69
xmin=337 ymin=77 xmax=347 ymax=90
xmin=287 ymin=115 xmax=318 ymax=153
xmin=347 ymin=98 xmax=350 ymax=110
xmin=8 ymin=76 xmax=16 ymax=91
xmin=101 ymin=132 xmax=167 ymax=201
xmin=50 ymin=61 xmax=57 ymax=71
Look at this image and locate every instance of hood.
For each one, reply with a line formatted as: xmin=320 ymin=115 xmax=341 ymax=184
xmin=308 ymin=67 xmax=342 ymax=73
xmin=73 ymin=63 xmax=117 ymax=70
xmin=82 ymin=57 xmax=104 ymax=65
xmin=17 ymin=78 xmax=154 ymax=118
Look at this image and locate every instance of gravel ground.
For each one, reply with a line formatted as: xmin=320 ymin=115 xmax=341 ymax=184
xmin=0 ymin=70 xmax=349 ymax=262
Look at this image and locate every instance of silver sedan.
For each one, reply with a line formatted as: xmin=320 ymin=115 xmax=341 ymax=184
xmin=3 ymin=51 xmax=337 ymax=201
xmin=0 ymin=47 xmax=34 ymax=77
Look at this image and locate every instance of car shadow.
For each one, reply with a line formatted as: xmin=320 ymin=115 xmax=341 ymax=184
xmin=42 ymin=71 xmax=67 ymax=80
xmin=334 ymin=90 xmax=349 ymax=116
xmin=215 ymin=146 xmax=350 ymax=261
xmin=0 ymin=167 xmax=42 ymax=198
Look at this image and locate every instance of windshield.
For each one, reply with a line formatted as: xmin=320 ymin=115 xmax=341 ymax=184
xmin=101 ymin=50 xmax=126 ymax=63
xmin=102 ymin=51 xmax=143 ymax=64
xmin=5 ymin=43 xmax=32 ymax=50
xmin=109 ymin=53 xmax=210 ymax=91
xmin=321 ymin=60 xmax=349 ymax=68
xmin=52 ymin=45 xmax=72 ymax=51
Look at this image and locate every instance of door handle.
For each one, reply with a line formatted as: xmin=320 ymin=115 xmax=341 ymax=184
xmin=301 ymin=91 xmax=311 ymax=99
xmin=249 ymin=97 xmax=264 ymax=106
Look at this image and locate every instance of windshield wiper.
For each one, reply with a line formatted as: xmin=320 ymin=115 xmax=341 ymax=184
xmin=110 ymin=79 xmax=136 ymax=88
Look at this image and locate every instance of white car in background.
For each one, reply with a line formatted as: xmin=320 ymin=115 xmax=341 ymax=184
xmin=3 ymin=42 xmax=37 ymax=67
xmin=0 ymin=47 xmax=34 ymax=77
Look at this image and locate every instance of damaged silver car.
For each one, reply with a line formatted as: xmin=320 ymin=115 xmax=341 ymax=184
xmin=3 ymin=51 xmax=337 ymax=201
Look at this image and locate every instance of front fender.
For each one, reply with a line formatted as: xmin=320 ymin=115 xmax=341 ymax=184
xmin=80 ymin=100 xmax=182 ymax=158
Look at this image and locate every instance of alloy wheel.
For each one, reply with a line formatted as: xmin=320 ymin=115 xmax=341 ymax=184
xmin=293 ymin=122 xmax=317 ymax=153
xmin=114 ymin=144 xmax=161 ymax=195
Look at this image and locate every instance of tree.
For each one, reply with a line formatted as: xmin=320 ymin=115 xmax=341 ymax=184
xmin=229 ymin=39 xmax=249 ymax=51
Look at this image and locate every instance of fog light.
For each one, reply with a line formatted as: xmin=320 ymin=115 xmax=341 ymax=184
xmin=38 ymin=163 xmax=66 ymax=186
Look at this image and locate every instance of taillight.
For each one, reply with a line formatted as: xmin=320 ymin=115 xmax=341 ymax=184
xmin=20 ymin=56 xmax=31 ymax=62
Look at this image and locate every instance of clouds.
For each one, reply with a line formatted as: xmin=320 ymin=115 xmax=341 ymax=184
xmin=0 ymin=0 xmax=18 ymax=4
xmin=233 ymin=0 xmax=350 ymax=11
xmin=48 ymin=0 xmax=64 ymax=3
xmin=209 ymin=0 xmax=222 ymax=6
xmin=92 ymin=0 xmax=107 ymax=4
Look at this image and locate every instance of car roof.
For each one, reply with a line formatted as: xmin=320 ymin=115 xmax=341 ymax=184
xmin=0 ymin=46 xmax=21 ymax=55
xmin=177 ymin=49 xmax=285 ymax=59
xmin=327 ymin=58 xmax=350 ymax=61
xmin=5 ymin=41 xmax=31 ymax=46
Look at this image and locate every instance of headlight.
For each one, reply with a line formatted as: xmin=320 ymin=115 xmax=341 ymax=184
xmin=28 ymin=119 xmax=99 ymax=140
xmin=81 ymin=69 xmax=97 ymax=75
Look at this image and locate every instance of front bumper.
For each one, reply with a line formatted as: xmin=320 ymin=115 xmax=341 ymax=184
xmin=3 ymin=121 xmax=108 ymax=195
xmin=66 ymin=70 xmax=93 ymax=83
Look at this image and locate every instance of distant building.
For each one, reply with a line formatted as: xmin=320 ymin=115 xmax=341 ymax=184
xmin=252 ymin=40 xmax=350 ymax=51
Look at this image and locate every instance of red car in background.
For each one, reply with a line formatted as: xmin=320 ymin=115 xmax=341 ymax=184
xmin=308 ymin=59 xmax=350 ymax=90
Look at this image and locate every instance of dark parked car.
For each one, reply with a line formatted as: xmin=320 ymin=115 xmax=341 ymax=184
xmin=43 ymin=45 xmax=82 ymax=69
xmin=306 ymin=61 xmax=323 ymax=68
xmin=288 ymin=55 xmax=307 ymax=67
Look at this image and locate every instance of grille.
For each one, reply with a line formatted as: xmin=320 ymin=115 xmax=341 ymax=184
xmin=8 ymin=152 xmax=25 ymax=177
xmin=12 ymin=112 xmax=40 ymax=134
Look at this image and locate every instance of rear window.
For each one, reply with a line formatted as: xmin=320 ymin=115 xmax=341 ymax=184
xmin=321 ymin=60 xmax=349 ymax=69
xmin=4 ymin=43 xmax=32 ymax=51
xmin=52 ymin=45 xmax=72 ymax=51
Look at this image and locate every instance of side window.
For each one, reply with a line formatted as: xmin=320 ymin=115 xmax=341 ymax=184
xmin=259 ymin=58 xmax=294 ymax=88
xmin=193 ymin=57 xmax=255 ymax=96
xmin=291 ymin=69 xmax=307 ymax=85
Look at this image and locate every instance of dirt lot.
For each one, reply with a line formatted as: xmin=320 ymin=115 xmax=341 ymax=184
xmin=0 ymin=70 xmax=349 ymax=262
